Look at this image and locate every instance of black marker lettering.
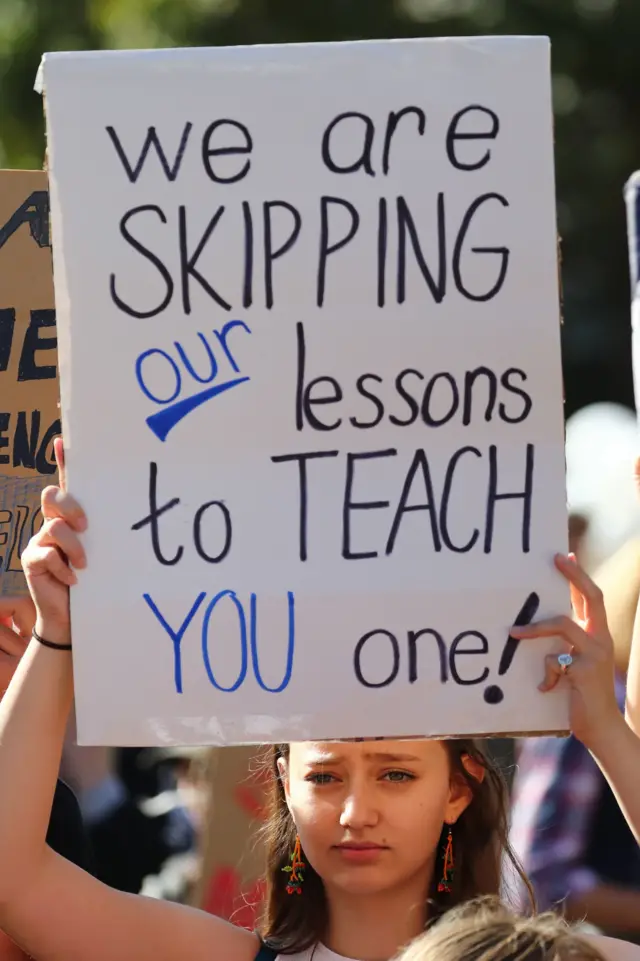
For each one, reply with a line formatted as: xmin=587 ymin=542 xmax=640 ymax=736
xmin=484 ymin=443 xmax=534 ymax=554
xmin=321 ymin=112 xmax=375 ymax=176
xmin=318 ymin=197 xmax=360 ymax=308
xmin=343 ymin=449 xmax=396 ymax=560
xmin=440 ymin=446 xmax=482 ymax=553
xmin=397 ymin=195 xmax=446 ymax=304
xmin=106 ymin=123 xmax=192 ymax=183
xmin=382 ymin=107 xmax=426 ymax=175
xmin=453 ymin=193 xmax=510 ymax=302
xmin=386 ymin=449 xmax=441 ymax=555
xmin=110 ymin=206 xmax=173 ymax=319
xmin=201 ymin=119 xmax=253 ymax=184
xmin=354 ymin=630 xmax=400 ymax=688
xmin=449 ymin=631 xmax=490 ymax=685
xmin=179 ymin=204 xmax=231 ymax=314
xmin=131 ymin=461 xmax=183 ymax=566
xmin=18 ymin=310 xmax=57 ymax=381
xmin=446 ymin=106 xmax=499 ymax=171
xmin=271 ymin=450 xmax=339 ymax=561
xmin=264 ymin=202 xmax=302 ymax=310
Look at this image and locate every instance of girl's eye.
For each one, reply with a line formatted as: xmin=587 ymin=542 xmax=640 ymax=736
xmin=306 ymin=772 xmax=337 ymax=785
xmin=383 ymin=770 xmax=416 ymax=782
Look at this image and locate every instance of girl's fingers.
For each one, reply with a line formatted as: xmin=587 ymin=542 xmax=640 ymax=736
xmin=24 ymin=543 xmax=77 ymax=588
xmin=37 ymin=518 xmax=86 ymax=570
xmin=510 ymin=613 xmax=587 ymax=651
xmin=554 ymin=553 xmax=607 ymax=632
xmin=0 ymin=623 xmax=28 ymax=658
xmin=54 ymin=436 xmax=67 ymax=492
xmin=538 ymin=652 xmax=566 ymax=692
xmin=41 ymin=486 xmax=87 ymax=532
xmin=566 ymin=552 xmax=586 ymax=622
xmin=0 ymin=596 xmax=36 ymax=637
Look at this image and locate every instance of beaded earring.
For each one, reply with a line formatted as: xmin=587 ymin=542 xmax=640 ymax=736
xmin=437 ymin=826 xmax=454 ymax=893
xmin=283 ymin=834 xmax=305 ymax=895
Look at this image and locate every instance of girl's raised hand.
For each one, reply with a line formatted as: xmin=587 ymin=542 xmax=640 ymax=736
xmin=510 ymin=553 xmax=620 ymax=751
xmin=21 ymin=437 xmax=87 ymax=643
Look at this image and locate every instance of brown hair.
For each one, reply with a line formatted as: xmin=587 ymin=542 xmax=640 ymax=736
xmin=259 ymin=740 xmax=534 ymax=955
xmin=397 ymin=896 xmax=606 ymax=961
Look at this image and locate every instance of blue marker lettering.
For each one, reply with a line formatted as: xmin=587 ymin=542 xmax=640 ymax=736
xmin=213 ymin=319 xmax=252 ymax=373
xmin=146 ymin=376 xmax=249 ymax=442
xmin=136 ymin=348 xmax=182 ymax=405
xmin=174 ymin=332 xmax=219 ymax=385
xmin=250 ymin=591 xmax=295 ymax=693
xmin=201 ymin=590 xmax=248 ymax=692
xmin=143 ymin=591 xmax=206 ymax=693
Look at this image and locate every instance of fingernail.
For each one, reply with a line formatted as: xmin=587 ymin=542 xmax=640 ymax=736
xmin=509 ymin=625 xmax=525 ymax=636
xmin=538 ymin=682 xmax=548 ymax=692
xmin=77 ymin=517 xmax=88 ymax=532
xmin=69 ymin=571 xmax=78 ymax=585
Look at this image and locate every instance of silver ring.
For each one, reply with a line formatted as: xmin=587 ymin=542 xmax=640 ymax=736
xmin=558 ymin=652 xmax=573 ymax=673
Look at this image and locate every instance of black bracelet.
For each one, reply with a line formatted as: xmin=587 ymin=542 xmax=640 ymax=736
xmin=32 ymin=628 xmax=72 ymax=651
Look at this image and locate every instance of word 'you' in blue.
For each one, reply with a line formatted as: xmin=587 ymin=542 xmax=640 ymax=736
xmin=143 ymin=589 xmax=296 ymax=694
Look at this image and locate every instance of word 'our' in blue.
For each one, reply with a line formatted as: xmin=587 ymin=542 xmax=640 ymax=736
xmin=135 ymin=320 xmax=251 ymax=441
xmin=143 ymin=589 xmax=296 ymax=694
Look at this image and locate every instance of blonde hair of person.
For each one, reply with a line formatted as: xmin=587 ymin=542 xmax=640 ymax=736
xmin=397 ymin=898 xmax=606 ymax=961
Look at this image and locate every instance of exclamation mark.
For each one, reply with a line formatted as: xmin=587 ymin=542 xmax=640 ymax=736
xmin=483 ymin=591 xmax=540 ymax=705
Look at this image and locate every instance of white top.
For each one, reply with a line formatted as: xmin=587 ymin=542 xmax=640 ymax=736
xmin=273 ymin=947 xmax=357 ymax=961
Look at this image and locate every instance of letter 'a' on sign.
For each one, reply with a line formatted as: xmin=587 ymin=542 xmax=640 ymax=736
xmin=38 ymin=37 xmax=570 ymax=747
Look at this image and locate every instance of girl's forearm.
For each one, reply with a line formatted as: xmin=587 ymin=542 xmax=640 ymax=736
xmin=0 ymin=630 xmax=73 ymax=904
xmin=590 ymin=713 xmax=640 ymax=847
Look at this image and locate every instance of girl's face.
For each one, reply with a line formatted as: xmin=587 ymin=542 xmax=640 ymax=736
xmin=280 ymin=739 xmax=473 ymax=899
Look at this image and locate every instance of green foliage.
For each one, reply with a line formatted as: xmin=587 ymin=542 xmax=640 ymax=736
xmin=1 ymin=0 xmax=637 ymax=410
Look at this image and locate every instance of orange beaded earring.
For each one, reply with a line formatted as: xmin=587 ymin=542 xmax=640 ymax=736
xmin=283 ymin=834 xmax=306 ymax=895
xmin=437 ymin=826 xmax=454 ymax=893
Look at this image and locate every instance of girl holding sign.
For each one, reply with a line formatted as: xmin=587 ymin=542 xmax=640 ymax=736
xmin=0 ymin=438 xmax=628 ymax=961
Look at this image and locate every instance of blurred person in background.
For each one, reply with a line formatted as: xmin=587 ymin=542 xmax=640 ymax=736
xmin=508 ymin=403 xmax=640 ymax=940
xmin=564 ymin=404 xmax=640 ymax=572
xmin=60 ymin=738 xmax=197 ymax=897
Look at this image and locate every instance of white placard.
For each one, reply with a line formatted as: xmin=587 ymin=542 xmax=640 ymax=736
xmin=40 ymin=37 xmax=569 ymax=746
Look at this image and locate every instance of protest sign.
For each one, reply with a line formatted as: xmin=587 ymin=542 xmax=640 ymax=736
xmin=0 ymin=171 xmax=59 ymax=595
xmin=39 ymin=37 xmax=569 ymax=746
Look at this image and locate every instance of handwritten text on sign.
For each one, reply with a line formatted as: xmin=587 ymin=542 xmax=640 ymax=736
xmin=41 ymin=38 xmax=569 ymax=745
xmin=0 ymin=174 xmax=59 ymax=595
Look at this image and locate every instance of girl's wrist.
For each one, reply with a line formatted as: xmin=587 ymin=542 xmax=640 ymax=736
xmin=34 ymin=618 xmax=72 ymax=649
xmin=584 ymin=708 xmax=628 ymax=762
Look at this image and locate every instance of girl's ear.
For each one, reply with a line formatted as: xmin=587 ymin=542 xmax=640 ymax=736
xmin=445 ymin=770 xmax=473 ymax=824
xmin=277 ymin=755 xmax=293 ymax=814
xmin=461 ymin=753 xmax=486 ymax=784
xmin=444 ymin=753 xmax=485 ymax=824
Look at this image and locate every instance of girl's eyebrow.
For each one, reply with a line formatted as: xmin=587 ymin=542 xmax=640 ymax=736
xmin=305 ymin=751 xmax=421 ymax=765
